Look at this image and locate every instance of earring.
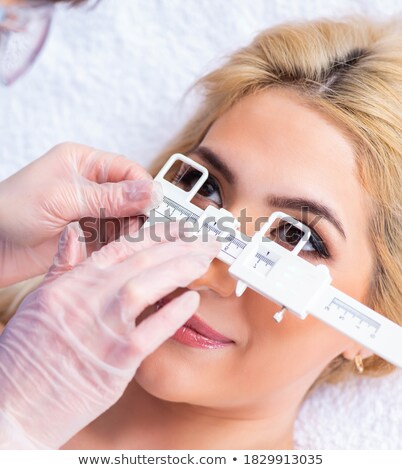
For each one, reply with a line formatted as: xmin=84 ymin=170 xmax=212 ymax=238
xmin=354 ymin=354 xmax=364 ymax=374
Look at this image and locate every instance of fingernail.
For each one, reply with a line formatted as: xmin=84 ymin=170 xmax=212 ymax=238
xmin=68 ymin=221 xmax=85 ymax=240
xmin=123 ymin=179 xmax=153 ymax=201
xmin=149 ymin=181 xmax=163 ymax=209
xmin=123 ymin=180 xmax=164 ymax=215
xmin=192 ymin=253 xmax=215 ymax=269
xmin=56 ymin=225 xmax=71 ymax=258
xmin=131 ymin=181 xmax=163 ymax=214
xmin=177 ymin=290 xmax=200 ymax=310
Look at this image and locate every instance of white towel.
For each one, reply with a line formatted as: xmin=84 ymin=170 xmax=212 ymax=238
xmin=0 ymin=0 xmax=401 ymax=449
xmin=295 ymin=370 xmax=402 ymax=449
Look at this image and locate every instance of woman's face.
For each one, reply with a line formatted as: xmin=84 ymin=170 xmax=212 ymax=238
xmin=135 ymin=88 xmax=374 ymax=412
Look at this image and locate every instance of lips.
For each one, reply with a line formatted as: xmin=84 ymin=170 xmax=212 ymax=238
xmin=155 ymin=294 xmax=234 ymax=349
xmin=172 ymin=315 xmax=234 ymax=349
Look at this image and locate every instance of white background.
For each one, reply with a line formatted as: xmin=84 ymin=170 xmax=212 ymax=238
xmin=0 ymin=0 xmax=401 ymax=179
xmin=0 ymin=0 xmax=401 ymax=449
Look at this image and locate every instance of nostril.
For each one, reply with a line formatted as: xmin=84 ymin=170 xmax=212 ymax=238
xmin=214 ymin=277 xmax=237 ymax=298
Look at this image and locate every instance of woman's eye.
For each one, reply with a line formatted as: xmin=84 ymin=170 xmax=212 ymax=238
xmin=270 ymin=222 xmax=329 ymax=259
xmin=172 ymin=168 xmax=223 ymax=207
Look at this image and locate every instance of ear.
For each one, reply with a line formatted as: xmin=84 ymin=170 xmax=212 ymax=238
xmin=342 ymin=342 xmax=374 ymax=360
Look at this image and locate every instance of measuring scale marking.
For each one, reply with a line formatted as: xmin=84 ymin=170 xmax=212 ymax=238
xmin=155 ymin=196 xmax=279 ymax=267
xmin=327 ymin=298 xmax=381 ymax=336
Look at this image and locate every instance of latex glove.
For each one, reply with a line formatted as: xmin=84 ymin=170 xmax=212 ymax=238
xmin=0 ymin=142 xmax=162 ymax=287
xmin=0 ymin=221 xmax=220 ymax=449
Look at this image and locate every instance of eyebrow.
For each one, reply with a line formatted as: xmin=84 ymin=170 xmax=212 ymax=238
xmin=190 ymin=146 xmax=236 ymax=185
xmin=267 ymin=195 xmax=346 ymax=239
xmin=190 ymin=145 xmax=346 ymax=239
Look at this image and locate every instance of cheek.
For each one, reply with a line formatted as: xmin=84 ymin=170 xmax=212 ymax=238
xmin=330 ymin=257 xmax=373 ymax=306
xmin=238 ymin=293 xmax=352 ymax=389
xmin=327 ymin=209 xmax=374 ymax=305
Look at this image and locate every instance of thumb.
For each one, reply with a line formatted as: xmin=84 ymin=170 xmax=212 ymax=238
xmin=78 ymin=179 xmax=163 ymax=219
xmin=45 ymin=222 xmax=87 ymax=280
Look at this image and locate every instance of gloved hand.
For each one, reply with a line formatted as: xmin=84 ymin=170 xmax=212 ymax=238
xmin=0 ymin=142 xmax=162 ymax=287
xmin=0 ymin=221 xmax=220 ymax=449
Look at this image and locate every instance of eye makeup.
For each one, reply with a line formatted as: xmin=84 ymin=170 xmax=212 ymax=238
xmin=172 ymin=163 xmax=223 ymax=208
xmin=269 ymin=222 xmax=330 ymax=259
xmin=172 ymin=158 xmax=332 ymax=260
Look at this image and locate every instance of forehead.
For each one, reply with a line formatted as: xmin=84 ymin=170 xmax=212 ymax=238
xmin=201 ymin=88 xmax=367 ymax=221
xmin=205 ymin=89 xmax=355 ymax=184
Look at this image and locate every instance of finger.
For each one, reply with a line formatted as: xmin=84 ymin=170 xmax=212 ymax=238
xmin=117 ymin=216 xmax=144 ymax=241
xmin=129 ymin=290 xmax=200 ymax=360
xmin=77 ymin=178 xmax=163 ymax=220
xmin=79 ymin=216 xmax=128 ymax=258
xmin=115 ymin=232 xmax=220 ymax=281
xmin=83 ymin=150 xmax=154 ymax=183
xmin=45 ymin=222 xmax=87 ymax=280
xmin=88 ymin=222 xmax=220 ymax=270
xmin=96 ymin=290 xmax=200 ymax=372
xmin=86 ymin=221 xmax=182 ymax=268
xmin=103 ymin=237 xmax=219 ymax=296
xmin=106 ymin=251 xmax=214 ymax=333
xmin=85 ymin=221 xmax=182 ymax=268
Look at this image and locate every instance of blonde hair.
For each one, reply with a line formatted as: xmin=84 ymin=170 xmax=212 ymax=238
xmin=1 ymin=18 xmax=401 ymax=389
xmin=149 ymin=17 xmax=402 ymax=387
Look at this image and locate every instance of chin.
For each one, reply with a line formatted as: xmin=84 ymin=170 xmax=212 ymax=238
xmin=134 ymin=337 xmax=235 ymax=406
xmin=134 ymin=339 xmax=202 ymax=402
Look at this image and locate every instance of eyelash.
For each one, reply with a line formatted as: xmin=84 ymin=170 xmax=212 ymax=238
xmin=270 ymin=223 xmax=330 ymax=259
xmin=172 ymin=168 xmax=223 ymax=207
xmin=172 ymin=168 xmax=330 ymax=259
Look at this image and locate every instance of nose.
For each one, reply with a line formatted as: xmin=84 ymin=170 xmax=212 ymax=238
xmin=188 ymin=258 xmax=237 ymax=297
